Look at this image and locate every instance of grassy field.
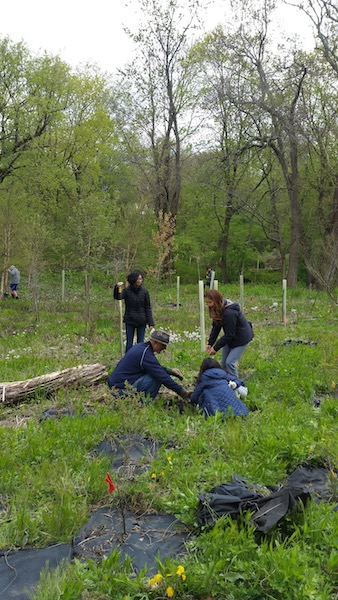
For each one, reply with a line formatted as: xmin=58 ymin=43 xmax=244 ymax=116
xmin=0 ymin=275 xmax=337 ymax=599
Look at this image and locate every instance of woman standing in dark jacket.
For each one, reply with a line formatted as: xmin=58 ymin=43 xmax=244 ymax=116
xmin=205 ymin=289 xmax=253 ymax=377
xmin=114 ymin=270 xmax=155 ymax=353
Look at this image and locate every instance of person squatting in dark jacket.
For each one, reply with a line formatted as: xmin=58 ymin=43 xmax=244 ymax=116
xmin=108 ymin=329 xmax=191 ymax=402
xmin=205 ymin=289 xmax=254 ymax=377
xmin=114 ymin=270 xmax=155 ymax=353
xmin=190 ymin=358 xmax=249 ymax=418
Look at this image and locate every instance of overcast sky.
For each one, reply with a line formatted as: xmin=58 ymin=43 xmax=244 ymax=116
xmin=1 ymin=0 xmax=314 ymax=74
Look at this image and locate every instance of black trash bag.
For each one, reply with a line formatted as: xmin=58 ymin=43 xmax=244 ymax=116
xmin=197 ymin=473 xmax=310 ymax=533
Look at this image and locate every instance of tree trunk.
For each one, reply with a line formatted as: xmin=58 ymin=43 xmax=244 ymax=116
xmin=0 ymin=363 xmax=107 ymax=405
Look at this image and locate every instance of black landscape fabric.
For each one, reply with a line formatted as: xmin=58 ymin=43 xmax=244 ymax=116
xmin=197 ymin=465 xmax=336 ymax=532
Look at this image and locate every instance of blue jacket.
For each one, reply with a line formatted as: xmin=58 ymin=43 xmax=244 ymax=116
xmin=108 ymin=342 xmax=183 ymax=395
xmin=190 ymin=368 xmax=249 ymax=418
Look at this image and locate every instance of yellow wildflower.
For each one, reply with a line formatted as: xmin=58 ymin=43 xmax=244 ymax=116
xmin=176 ymin=565 xmax=185 ymax=576
xmin=151 ymin=473 xmax=156 ymax=479
xmin=167 ymin=455 xmax=172 ymax=463
xmin=149 ymin=573 xmax=163 ymax=587
xmin=167 ymin=586 xmax=174 ymax=597
xmin=182 ymin=573 xmax=186 ymax=581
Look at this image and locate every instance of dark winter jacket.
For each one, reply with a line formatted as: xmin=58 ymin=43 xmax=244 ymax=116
xmin=208 ymin=301 xmax=254 ymax=351
xmin=190 ymin=368 xmax=249 ymax=418
xmin=114 ymin=284 xmax=154 ymax=327
xmin=108 ymin=341 xmax=183 ymax=395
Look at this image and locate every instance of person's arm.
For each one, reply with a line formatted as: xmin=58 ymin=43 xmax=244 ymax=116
xmin=213 ymin=311 xmax=237 ymax=351
xmin=164 ymin=367 xmax=184 ymax=380
xmin=223 ymin=373 xmax=244 ymax=387
xmin=144 ymin=290 xmax=155 ymax=327
xmin=113 ymin=282 xmax=125 ymax=300
xmin=207 ymin=321 xmax=221 ymax=348
xmin=142 ymin=350 xmax=188 ymax=396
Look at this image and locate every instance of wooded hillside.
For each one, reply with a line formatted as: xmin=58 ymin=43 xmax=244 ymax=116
xmin=0 ymin=0 xmax=337 ymax=293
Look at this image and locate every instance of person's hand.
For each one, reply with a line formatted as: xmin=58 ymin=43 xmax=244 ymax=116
xmin=171 ymin=368 xmax=184 ymax=380
xmin=206 ymin=346 xmax=216 ymax=356
xmin=179 ymin=389 xmax=192 ymax=399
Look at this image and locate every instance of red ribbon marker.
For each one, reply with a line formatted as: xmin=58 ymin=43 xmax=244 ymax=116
xmin=105 ymin=472 xmax=115 ymax=493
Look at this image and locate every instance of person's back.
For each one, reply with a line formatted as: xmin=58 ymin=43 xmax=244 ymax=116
xmin=8 ymin=265 xmax=20 ymax=299
xmin=107 ymin=330 xmax=189 ymax=401
xmin=190 ymin=364 xmax=248 ymax=418
xmin=9 ymin=265 xmax=20 ymax=284
xmin=108 ymin=342 xmax=150 ymax=389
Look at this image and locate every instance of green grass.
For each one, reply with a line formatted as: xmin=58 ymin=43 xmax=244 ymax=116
xmin=0 ymin=276 xmax=337 ymax=599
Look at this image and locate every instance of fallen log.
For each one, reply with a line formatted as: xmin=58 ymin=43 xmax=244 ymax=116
xmin=0 ymin=363 xmax=108 ymax=405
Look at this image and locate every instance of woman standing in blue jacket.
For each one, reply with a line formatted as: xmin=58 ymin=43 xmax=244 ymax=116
xmin=114 ymin=270 xmax=155 ymax=353
xmin=190 ymin=358 xmax=249 ymax=418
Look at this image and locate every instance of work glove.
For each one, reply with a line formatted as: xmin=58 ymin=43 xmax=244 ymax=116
xmin=237 ymin=385 xmax=248 ymax=398
xmin=166 ymin=367 xmax=184 ymax=380
xmin=171 ymin=368 xmax=184 ymax=380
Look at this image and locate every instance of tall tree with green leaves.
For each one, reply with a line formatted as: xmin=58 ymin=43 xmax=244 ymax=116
xmin=294 ymin=0 xmax=338 ymax=291
xmin=113 ymin=0 xmax=201 ymax=272
xmin=211 ymin=0 xmax=308 ymax=286
xmin=0 ymin=38 xmax=72 ymax=185
xmin=0 ymin=38 xmax=75 ymax=290
xmin=190 ymin=27 xmax=266 ymax=281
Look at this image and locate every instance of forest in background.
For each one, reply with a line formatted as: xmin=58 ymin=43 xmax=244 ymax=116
xmin=0 ymin=0 xmax=337 ymax=298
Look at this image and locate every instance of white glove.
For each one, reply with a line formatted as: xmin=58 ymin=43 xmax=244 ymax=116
xmin=237 ymin=385 xmax=248 ymax=398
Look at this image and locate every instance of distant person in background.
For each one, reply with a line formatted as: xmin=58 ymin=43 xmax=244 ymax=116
xmin=114 ymin=269 xmax=155 ymax=353
xmin=204 ymin=267 xmax=213 ymax=290
xmin=8 ymin=265 xmax=20 ymax=299
xmin=190 ymin=358 xmax=249 ymax=418
xmin=108 ymin=328 xmax=191 ymax=401
xmin=205 ymin=289 xmax=254 ymax=377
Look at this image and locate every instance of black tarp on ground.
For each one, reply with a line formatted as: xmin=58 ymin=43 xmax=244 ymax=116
xmin=0 ymin=435 xmax=185 ymax=598
xmin=286 ymin=465 xmax=334 ymax=501
xmin=93 ymin=435 xmax=176 ymax=476
xmin=0 ymin=511 xmax=189 ymax=599
xmin=73 ymin=508 xmax=189 ymax=574
xmin=0 ymin=544 xmax=71 ymax=599
xmin=197 ymin=465 xmax=336 ymax=532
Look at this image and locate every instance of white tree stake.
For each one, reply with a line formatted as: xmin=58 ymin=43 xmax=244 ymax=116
xmin=62 ymin=269 xmax=65 ymax=302
xmin=199 ymin=280 xmax=206 ymax=353
xmin=240 ymin=274 xmax=244 ymax=312
xmin=282 ymin=279 xmax=287 ymax=325
xmin=176 ymin=275 xmax=180 ymax=309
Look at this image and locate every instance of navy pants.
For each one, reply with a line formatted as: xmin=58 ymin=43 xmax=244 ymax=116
xmin=125 ymin=324 xmax=146 ymax=353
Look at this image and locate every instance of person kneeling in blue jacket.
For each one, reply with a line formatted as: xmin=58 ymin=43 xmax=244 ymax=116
xmin=190 ymin=358 xmax=249 ymax=419
xmin=108 ymin=329 xmax=191 ymax=402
